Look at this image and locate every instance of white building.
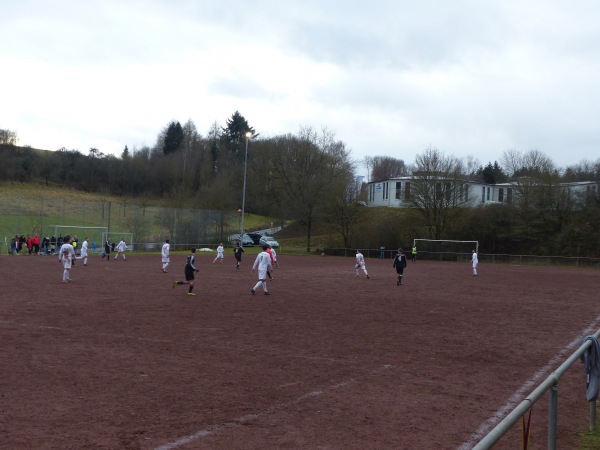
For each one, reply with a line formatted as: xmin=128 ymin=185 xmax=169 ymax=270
xmin=367 ymin=177 xmax=598 ymax=208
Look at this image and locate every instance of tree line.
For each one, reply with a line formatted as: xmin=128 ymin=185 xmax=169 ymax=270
xmin=1 ymin=116 xmax=599 ymax=256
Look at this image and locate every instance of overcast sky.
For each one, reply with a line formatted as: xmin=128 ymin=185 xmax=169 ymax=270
xmin=2 ymin=0 xmax=599 ymax=175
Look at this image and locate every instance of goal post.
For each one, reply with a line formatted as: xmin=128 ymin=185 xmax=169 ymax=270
xmin=412 ymin=239 xmax=479 ymax=262
xmin=101 ymin=231 xmax=134 ymax=251
xmin=50 ymin=225 xmax=108 ymax=252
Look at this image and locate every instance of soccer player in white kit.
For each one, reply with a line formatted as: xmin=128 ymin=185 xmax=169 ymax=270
xmin=471 ymin=249 xmax=479 ymax=277
xmin=213 ymin=243 xmax=224 ymax=264
xmin=162 ymin=239 xmax=171 ymax=273
xmin=58 ymin=235 xmax=76 ymax=283
xmin=114 ymin=239 xmax=127 ymax=260
xmin=355 ymin=249 xmax=370 ymax=279
xmin=78 ymin=237 xmax=89 ymax=265
xmin=251 ymin=244 xmax=273 ymax=295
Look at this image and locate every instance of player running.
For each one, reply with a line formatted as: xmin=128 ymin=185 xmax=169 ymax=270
xmin=251 ymin=244 xmax=273 ymax=295
xmin=213 ymin=243 xmax=224 ymax=264
xmin=355 ymin=249 xmax=370 ymax=279
xmin=173 ymin=248 xmax=200 ymax=296
xmin=114 ymin=239 xmax=127 ymax=261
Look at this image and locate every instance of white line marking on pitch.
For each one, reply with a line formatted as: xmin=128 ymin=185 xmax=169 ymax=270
xmin=154 ymin=364 xmax=394 ymax=450
xmin=456 ymin=315 xmax=600 ymax=450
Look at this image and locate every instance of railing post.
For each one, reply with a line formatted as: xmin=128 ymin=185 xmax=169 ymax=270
xmin=548 ymin=384 xmax=558 ymax=450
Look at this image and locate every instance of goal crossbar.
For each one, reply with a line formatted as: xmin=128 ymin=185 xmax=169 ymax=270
xmin=413 ymin=239 xmax=478 ymax=253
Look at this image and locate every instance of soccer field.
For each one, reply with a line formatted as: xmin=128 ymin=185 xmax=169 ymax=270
xmin=1 ymin=253 xmax=599 ymax=449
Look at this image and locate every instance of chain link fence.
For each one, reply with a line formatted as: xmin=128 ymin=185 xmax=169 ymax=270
xmin=1 ymin=195 xmax=239 ymax=252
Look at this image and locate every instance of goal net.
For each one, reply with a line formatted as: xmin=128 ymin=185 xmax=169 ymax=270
xmin=50 ymin=226 xmax=108 ymax=253
xmin=101 ymin=231 xmax=134 ymax=251
xmin=412 ymin=239 xmax=478 ymax=262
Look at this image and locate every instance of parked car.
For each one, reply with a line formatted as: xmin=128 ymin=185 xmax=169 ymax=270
xmin=247 ymin=232 xmax=263 ymax=245
xmin=259 ymin=236 xmax=279 ymax=248
xmin=230 ymin=234 xmax=254 ymax=246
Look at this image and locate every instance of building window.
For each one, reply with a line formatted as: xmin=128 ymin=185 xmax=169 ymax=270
xmin=383 ymin=182 xmax=389 ymax=200
xmin=498 ymin=188 xmax=504 ymax=202
xmin=486 ymin=187 xmax=490 ymax=201
xmin=507 ymin=188 xmax=512 ymax=204
xmin=395 ymin=182 xmax=402 ymax=200
xmin=405 ymin=182 xmax=411 ymax=200
xmin=482 ymin=186 xmax=485 ymax=203
xmin=465 ymin=185 xmax=469 ymax=201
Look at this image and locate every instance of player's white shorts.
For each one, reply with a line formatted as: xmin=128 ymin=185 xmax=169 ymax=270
xmin=216 ymin=253 xmax=224 ymax=259
xmin=257 ymin=269 xmax=268 ymax=280
xmin=162 ymin=256 xmax=169 ymax=264
xmin=62 ymin=259 xmax=72 ymax=269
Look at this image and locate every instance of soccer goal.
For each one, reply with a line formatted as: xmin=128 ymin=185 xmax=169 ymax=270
xmin=50 ymin=226 xmax=108 ymax=253
xmin=412 ymin=239 xmax=478 ymax=262
xmin=101 ymin=231 xmax=134 ymax=250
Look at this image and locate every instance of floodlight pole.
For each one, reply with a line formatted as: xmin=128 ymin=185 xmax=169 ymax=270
xmin=240 ymin=132 xmax=252 ymax=246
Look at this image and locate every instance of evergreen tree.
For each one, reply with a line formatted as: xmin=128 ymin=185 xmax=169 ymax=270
xmin=221 ymin=111 xmax=255 ymax=156
xmin=163 ymin=121 xmax=184 ymax=155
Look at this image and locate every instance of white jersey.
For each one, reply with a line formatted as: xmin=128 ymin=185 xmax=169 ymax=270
xmin=116 ymin=240 xmax=127 ymax=252
xmin=162 ymin=242 xmax=170 ymax=262
xmin=253 ymin=251 xmax=273 ymax=272
xmin=80 ymin=240 xmax=88 ymax=257
xmin=356 ymin=252 xmax=365 ymax=267
xmin=472 ymin=252 xmax=478 ymax=266
xmin=59 ymin=243 xmax=75 ymax=267
xmin=216 ymin=245 xmax=224 ymax=256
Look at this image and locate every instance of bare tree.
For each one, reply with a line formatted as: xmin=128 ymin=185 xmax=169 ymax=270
xmin=409 ymin=147 xmax=467 ymax=239
xmin=0 ymin=128 xmax=18 ymax=145
xmin=370 ymin=156 xmax=408 ymax=181
xmin=266 ymin=127 xmax=354 ymax=252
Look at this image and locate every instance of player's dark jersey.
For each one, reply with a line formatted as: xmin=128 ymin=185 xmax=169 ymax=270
xmin=393 ymin=253 xmax=407 ymax=270
xmin=234 ymin=246 xmax=244 ymax=260
xmin=185 ymin=254 xmax=197 ymax=271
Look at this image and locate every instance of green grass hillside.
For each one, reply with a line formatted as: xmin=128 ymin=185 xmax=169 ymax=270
xmin=0 ymin=182 xmax=280 ymax=248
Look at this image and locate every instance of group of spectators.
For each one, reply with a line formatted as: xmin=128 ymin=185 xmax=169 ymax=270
xmin=8 ymin=234 xmax=86 ymax=256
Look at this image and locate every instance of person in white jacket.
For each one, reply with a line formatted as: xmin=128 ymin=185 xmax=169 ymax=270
xmin=471 ymin=250 xmax=479 ymax=277
xmin=251 ymin=244 xmax=273 ymax=295
xmin=114 ymin=239 xmax=127 ymax=260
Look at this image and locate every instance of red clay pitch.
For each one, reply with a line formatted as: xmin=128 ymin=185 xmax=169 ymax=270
xmin=1 ymin=252 xmax=599 ymax=449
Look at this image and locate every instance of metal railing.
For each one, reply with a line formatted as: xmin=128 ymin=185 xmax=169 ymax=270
xmin=472 ymin=329 xmax=600 ymax=449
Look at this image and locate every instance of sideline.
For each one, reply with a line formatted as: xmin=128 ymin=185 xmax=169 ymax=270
xmin=154 ymin=364 xmax=394 ymax=450
xmin=456 ymin=314 xmax=600 ymax=449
